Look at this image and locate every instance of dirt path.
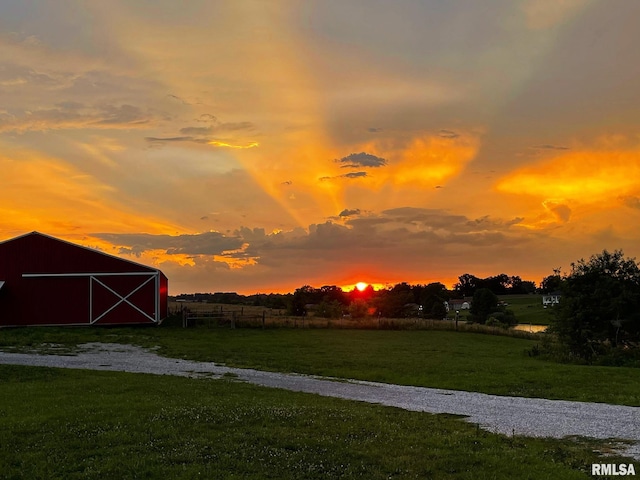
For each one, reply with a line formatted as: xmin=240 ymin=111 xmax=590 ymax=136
xmin=2 ymin=342 xmax=639 ymax=459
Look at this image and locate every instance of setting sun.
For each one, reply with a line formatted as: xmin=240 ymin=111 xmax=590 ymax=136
xmin=356 ymin=282 xmax=369 ymax=292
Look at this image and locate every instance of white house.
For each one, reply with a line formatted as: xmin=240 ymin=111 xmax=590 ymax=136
xmin=542 ymin=293 xmax=561 ymax=306
xmin=447 ymin=300 xmax=471 ymax=311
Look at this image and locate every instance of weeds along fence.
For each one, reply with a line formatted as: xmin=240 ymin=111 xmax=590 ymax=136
xmin=172 ymin=305 xmax=541 ymax=339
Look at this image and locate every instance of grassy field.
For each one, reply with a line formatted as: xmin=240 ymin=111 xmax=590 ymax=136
xmin=498 ymin=295 xmax=555 ymax=325
xmin=0 ymin=364 xmax=632 ymax=479
xmin=447 ymin=295 xmax=553 ymax=326
xmin=173 ymin=296 xmax=554 ymax=327
xmin=2 ymin=325 xmax=640 ymax=406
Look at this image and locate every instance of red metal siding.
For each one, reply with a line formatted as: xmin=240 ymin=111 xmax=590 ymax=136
xmin=159 ymin=273 xmax=169 ymax=322
xmin=0 ymin=232 xmax=168 ymax=327
xmin=91 ymin=275 xmax=157 ymax=325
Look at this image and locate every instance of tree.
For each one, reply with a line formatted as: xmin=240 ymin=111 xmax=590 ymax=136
xmin=416 ymin=282 xmax=449 ymax=319
xmin=508 ymin=276 xmax=536 ymax=294
xmin=430 ymin=301 xmax=448 ymax=319
xmin=469 ymin=288 xmax=499 ymax=324
xmin=540 ymin=269 xmax=563 ymax=294
xmin=454 ymin=274 xmax=482 ymax=296
xmin=289 ymin=285 xmax=315 ymax=316
xmin=484 ymin=274 xmax=510 ymax=295
xmin=373 ymin=284 xmax=413 ymax=318
xmin=551 ymin=250 xmax=640 ymax=361
xmin=316 ymin=300 xmax=343 ymax=319
xmin=348 ymin=299 xmax=369 ymax=320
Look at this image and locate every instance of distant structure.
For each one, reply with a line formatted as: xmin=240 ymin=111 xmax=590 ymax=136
xmin=0 ymin=232 xmax=168 ymax=327
xmin=542 ymin=292 xmax=561 ymax=306
xmin=446 ymin=300 xmax=471 ymax=311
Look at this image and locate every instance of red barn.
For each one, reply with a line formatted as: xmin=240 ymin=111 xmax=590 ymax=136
xmin=0 ymin=232 xmax=168 ymax=327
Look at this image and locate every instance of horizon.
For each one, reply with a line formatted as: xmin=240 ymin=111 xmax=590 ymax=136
xmin=2 ymin=1 xmax=639 ymax=295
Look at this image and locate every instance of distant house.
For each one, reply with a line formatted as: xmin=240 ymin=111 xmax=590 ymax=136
xmin=447 ymin=300 xmax=471 ymax=311
xmin=542 ymin=292 xmax=561 ymax=306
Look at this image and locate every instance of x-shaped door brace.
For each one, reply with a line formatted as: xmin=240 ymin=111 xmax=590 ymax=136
xmin=91 ymin=274 xmax=157 ymax=324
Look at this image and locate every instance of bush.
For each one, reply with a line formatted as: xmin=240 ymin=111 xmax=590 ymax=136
xmin=348 ymin=299 xmax=369 ymax=319
xmin=551 ymin=250 xmax=640 ymax=362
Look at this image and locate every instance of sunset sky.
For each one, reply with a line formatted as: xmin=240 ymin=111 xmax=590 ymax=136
xmin=2 ymin=0 xmax=640 ymax=294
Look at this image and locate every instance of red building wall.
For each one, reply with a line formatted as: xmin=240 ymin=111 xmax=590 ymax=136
xmin=0 ymin=232 xmax=168 ymax=326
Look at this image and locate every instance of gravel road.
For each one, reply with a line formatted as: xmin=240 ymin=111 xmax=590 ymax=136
xmin=2 ymin=342 xmax=639 ymax=459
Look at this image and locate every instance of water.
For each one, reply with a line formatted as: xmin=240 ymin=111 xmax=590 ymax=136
xmin=512 ymin=324 xmax=548 ymax=333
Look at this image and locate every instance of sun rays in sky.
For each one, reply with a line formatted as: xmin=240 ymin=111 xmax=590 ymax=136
xmin=2 ymin=0 xmax=640 ymax=293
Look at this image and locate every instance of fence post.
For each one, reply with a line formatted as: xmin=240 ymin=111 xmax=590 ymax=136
xmin=231 ymin=311 xmax=236 ymax=329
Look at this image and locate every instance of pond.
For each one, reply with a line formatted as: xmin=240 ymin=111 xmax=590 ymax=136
xmin=512 ymin=324 xmax=548 ymax=333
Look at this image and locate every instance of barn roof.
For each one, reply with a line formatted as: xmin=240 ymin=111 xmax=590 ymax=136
xmin=0 ymin=231 xmax=162 ymax=274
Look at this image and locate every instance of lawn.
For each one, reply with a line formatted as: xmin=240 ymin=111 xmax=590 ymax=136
xmin=448 ymin=295 xmax=554 ymax=325
xmin=0 ymin=364 xmax=631 ymax=479
xmin=2 ymin=325 xmax=640 ymax=406
xmin=498 ymin=295 xmax=555 ymax=326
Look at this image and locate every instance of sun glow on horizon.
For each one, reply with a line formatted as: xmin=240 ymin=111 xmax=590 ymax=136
xmin=340 ymin=282 xmax=387 ymax=292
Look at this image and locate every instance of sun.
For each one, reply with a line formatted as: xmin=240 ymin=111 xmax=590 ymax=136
xmin=355 ymin=282 xmax=369 ymax=292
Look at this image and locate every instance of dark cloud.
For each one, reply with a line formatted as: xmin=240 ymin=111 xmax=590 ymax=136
xmin=337 ymin=152 xmax=387 ymax=168
xmin=379 ymin=207 xmax=525 ymax=234
xmin=320 ymin=171 xmax=368 ymax=181
xmin=179 ymin=121 xmax=254 ymax=135
xmin=621 ymin=196 xmax=640 ymax=209
xmin=543 ymin=201 xmax=572 ymax=222
xmin=381 ymin=207 xmax=467 ymax=228
xmin=532 ymin=144 xmax=570 ymax=150
xmin=94 ymin=231 xmax=244 ymax=257
xmin=145 ymin=136 xmax=207 ymax=143
xmin=343 ymin=171 xmax=367 ymax=178
xmin=339 ymin=208 xmax=361 ymax=217
xmin=0 ymin=102 xmax=156 ymax=133
xmin=0 ymin=63 xmax=61 ymax=88
xmin=95 ymin=206 xmax=538 ymax=292
xmin=368 ymin=127 xmax=382 ymax=133
xmin=344 ymin=217 xmax=392 ymax=228
xmin=438 ymin=129 xmax=460 ymax=139
xmin=197 ymin=114 xmax=217 ymax=122
xmin=167 ymin=94 xmax=191 ymax=105
xmin=466 ymin=215 xmax=525 ymax=229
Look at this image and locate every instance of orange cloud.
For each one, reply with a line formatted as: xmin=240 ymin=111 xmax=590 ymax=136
xmin=496 ymin=149 xmax=640 ymax=204
xmin=0 ymin=145 xmax=181 ymax=239
xmin=389 ymin=133 xmax=480 ymax=186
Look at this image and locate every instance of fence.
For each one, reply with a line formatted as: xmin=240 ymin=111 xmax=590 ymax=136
xmin=181 ymin=309 xmax=270 ymax=329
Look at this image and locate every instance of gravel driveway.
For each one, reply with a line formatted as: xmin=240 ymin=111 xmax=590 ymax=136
xmin=2 ymin=342 xmax=639 ymax=459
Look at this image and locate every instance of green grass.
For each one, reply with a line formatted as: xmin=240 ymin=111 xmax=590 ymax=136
xmin=2 ymin=326 xmax=640 ymax=406
xmin=498 ymin=295 xmax=555 ymax=326
xmin=0 ymin=365 xmax=633 ymax=479
xmin=446 ymin=295 xmax=553 ymax=325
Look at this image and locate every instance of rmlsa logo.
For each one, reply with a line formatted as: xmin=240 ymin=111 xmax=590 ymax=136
xmin=591 ymin=463 xmax=636 ymax=476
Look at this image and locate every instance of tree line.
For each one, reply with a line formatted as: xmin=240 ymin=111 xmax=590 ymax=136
xmin=174 ymin=271 xmax=544 ymax=321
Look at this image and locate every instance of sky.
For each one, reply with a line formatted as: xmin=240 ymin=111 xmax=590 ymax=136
xmin=1 ymin=0 xmax=640 ymax=294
